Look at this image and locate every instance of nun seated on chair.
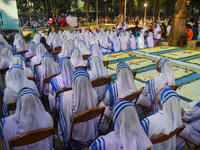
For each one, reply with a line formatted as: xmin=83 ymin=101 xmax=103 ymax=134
xmin=0 ymin=88 xmax=53 ymax=150
xmin=90 ymin=100 xmax=152 ymax=150
xmin=141 ymin=87 xmax=184 ymax=150
xmin=136 ymin=57 xmax=175 ymax=118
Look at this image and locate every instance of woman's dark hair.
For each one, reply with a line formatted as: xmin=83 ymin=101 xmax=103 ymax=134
xmin=40 ymin=37 xmax=47 ymax=47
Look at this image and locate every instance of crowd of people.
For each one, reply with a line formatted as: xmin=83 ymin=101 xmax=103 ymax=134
xmin=0 ymin=26 xmax=199 ymax=150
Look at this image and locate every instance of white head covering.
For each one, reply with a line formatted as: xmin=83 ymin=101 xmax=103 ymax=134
xmin=9 ymin=54 xmax=33 ymax=77
xmin=154 ymin=24 xmax=161 ymax=39
xmin=104 ymin=62 xmax=137 ymax=107
xmin=159 ymin=57 xmax=175 ymax=85
xmin=51 ymin=34 xmax=61 ymax=51
xmin=30 ymin=43 xmax=47 ymax=70
xmin=58 ymin=69 xmax=98 ymax=149
xmin=90 ymin=100 xmax=152 ymax=150
xmin=2 ymin=88 xmax=53 ymax=150
xmin=136 ymin=32 xmax=144 ymax=49
xmin=58 ymin=40 xmax=71 ymax=58
xmin=160 ymin=88 xmax=182 ymax=134
xmin=3 ymin=64 xmax=39 ymax=117
xmin=142 ymin=25 xmax=148 ymax=34
xmin=88 ymin=56 xmax=108 ymax=101
xmin=98 ymin=35 xmax=110 ymax=53
xmin=36 ymin=52 xmax=59 ymax=95
xmin=26 ymin=41 xmax=37 ymax=57
xmin=146 ymin=32 xmax=154 ymax=48
xmin=70 ymin=47 xmax=86 ymax=67
xmin=113 ymin=100 xmax=152 ymax=150
xmin=77 ymin=40 xmax=91 ymax=54
xmin=120 ymin=32 xmax=129 ymax=50
xmin=50 ymin=57 xmax=75 ymax=91
xmin=32 ymin=33 xmax=41 ymax=45
xmin=13 ymin=33 xmax=22 ymax=47
xmin=129 ymin=34 xmax=136 ymax=50
xmin=90 ymin=44 xmax=104 ymax=61
xmin=15 ymin=38 xmax=27 ymax=54
xmin=0 ymin=48 xmax=13 ymax=69
xmin=68 ymin=39 xmax=75 ymax=53
xmin=112 ymin=35 xmax=121 ymax=52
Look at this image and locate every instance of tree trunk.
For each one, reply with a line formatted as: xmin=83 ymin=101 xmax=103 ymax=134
xmin=187 ymin=4 xmax=192 ymax=21
xmin=118 ymin=0 xmax=124 ymax=15
xmin=153 ymin=0 xmax=156 ymax=22
xmin=86 ymin=0 xmax=90 ymax=22
xmin=129 ymin=0 xmax=133 ymax=17
xmin=167 ymin=0 xmax=187 ymax=46
xmin=155 ymin=0 xmax=161 ymax=22
xmin=49 ymin=0 xmax=54 ymax=15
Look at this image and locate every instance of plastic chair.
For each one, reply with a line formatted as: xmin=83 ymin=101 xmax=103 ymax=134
xmin=55 ymin=46 xmax=62 ymax=52
xmin=103 ymin=60 xmax=109 ymax=69
xmin=132 ymin=70 xmax=137 ymax=79
xmin=75 ymin=66 xmax=87 ymax=70
xmin=26 ymin=55 xmax=35 ymax=62
xmin=51 ymin=51 xmax=61 ymax=58
xmin=27 ymin=76 xmax=36 ymax=83
xmin=17 ymin=50 xmax=28 ymax=55
xmin=91 ymin=77 xmax=111 ymax=88
xmin=119 ymin=91 xmax=141 ymax=103
xmin=82 ymin=54 xmax=91 ymax=60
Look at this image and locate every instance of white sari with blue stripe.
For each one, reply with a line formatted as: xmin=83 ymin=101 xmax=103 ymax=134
xmin=141 ymin=88 xmax=183 ymax=150
xmin=0 ymin=88 xmax=53 ymax=150
xmin=58 ymin=69 xmax=98 ymax=149
xmin=180 ymin=101 xmax=200 ymax=146
xmin=3 ymin=64 xmax=39 ymax=117
xmin=90 ymin=100 xmax=152 ymax=150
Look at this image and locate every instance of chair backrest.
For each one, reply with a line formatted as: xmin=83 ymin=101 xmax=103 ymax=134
xmin=27 ymin=76 xmax=36 ymax=83
xmin=9 ymin=127 xmax=55 ymax=150
xmin=168 ymin=84 xmax=179 ymax=91
xmin=69 ymin=107 xmax=105 ymax=142
xmin=119 ymin=91 xmax=141 ymax=103
xmin=51 ymin=51 xmax=61 ymax=58
xmin=125 ymin=28 xmax=131 ymax=31
xmin=103 ymin=60 xmax=109 ymax=69
xmin=132 ymin=70 xmax=137 ymax=79
xmin=75 ymin=66 xmax=87 ymax=70
xmin=82 ymin=54 xmax=91 ymax=60
xmin=157 ymin=30 xmax=164 ymax=35
xmin=17 ymin=50 xmax=28 ymax=55
xmin=7 ymin=101 xmax=16 ymax=113
xmin=54 ymin=46 xmax=62 ymax=52
xmin=91 ymin=77 xmax=111 ymax=87
xmin=55 ymin=87 xmax=72 ymax=111
xmin=118 ymin=28 xmax=123 ymax=31
xmin=67 ymin=57 xmax=71 ymax=59
xmin=151 ymin=125 xmax=185 ymax=144
xmin=46 ymin=47 xmax=51 ymax=53
xmin=26 ymin=55 xmax=35 ymax=62
xmin=34 ymin=63 xmax=41 ymax=74
xmin=43 ymin=74 xmax=60 ymax=95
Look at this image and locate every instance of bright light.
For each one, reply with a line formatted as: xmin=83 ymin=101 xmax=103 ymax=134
xmin=144 ymin=3 xmax=147 ymax=7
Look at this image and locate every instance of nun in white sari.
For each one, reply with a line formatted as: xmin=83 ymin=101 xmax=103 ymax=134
xmin=179 ymin=101 xmax=200 ymax=146
xmin=77 ymin=40 xmax=91 ymax=54
xmin=141 ymin=88 xmax=183 ymax=150
xmin=68 ymin=39 xmax=75 ymax=53
xmin=104 ymin=62 xmax=137 ymax=108
xmin=88 ymin=56 xmax=108 ymax=101
xmin=0 ymin=48 xmax=13 ymax=69
xmin=90 ymin=44 xmax=104 ymax=61
xmin=58 ymin=40 xmax=71 ymax=59
xmin=49 ymin=57 xmax=75 ymax=112
xmin=98 ymin=34 xmax=111 ymax=53
xmin=15 ymin=38 xmax=27 ymax=54
xmin=119 ymin=32 xmax=129 ymax=51
xmin=35 ymin=52 xmax=59 ymax=95
xmin=0 ymin=88 xmax=53 ymax=150
xmin=137 ymin=57 xmax=175 ymax=115
xmin=51 ymin=34 xmax=61 ymax=51
xmin=70 ymin=47 xmax=87 ymax=67
xmin=90 ymin=100 xmax=152 ymax=150
xmin=129 ymin=34 xmax=136 ymax=50
xmin=30 ymin=43 xmax=47 ymax=71
xmin=13 ymin=33 xmax=22 ymax=47
xmin=146 ymin=32 xmax=154 ymax=48
xmin=136 ymin=32 xmax=145 ymax=49
xmin=153 ymin=24 xmax=161 ymax=44
xmin=26 ymin=41 xmax=37 ymax=58
xmin=58 ymin=69 xmax=98 ymax=149
xmin=3 ymin=64 xmax=39 ymax=117
xmin=32 ymin=33 xmax=41 ymax=45
xmin=9 ymin=54 xmax=33 ymax=77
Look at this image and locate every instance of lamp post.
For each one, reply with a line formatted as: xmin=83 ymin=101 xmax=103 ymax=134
xmin=144 ymin=3 xmax=147 ymax=25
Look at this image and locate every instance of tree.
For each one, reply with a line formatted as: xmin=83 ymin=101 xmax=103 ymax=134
xmin=118 ymin=0 xmax=125 ymax=15
xmin=167 ymin=0 xmax=187 ymax=46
